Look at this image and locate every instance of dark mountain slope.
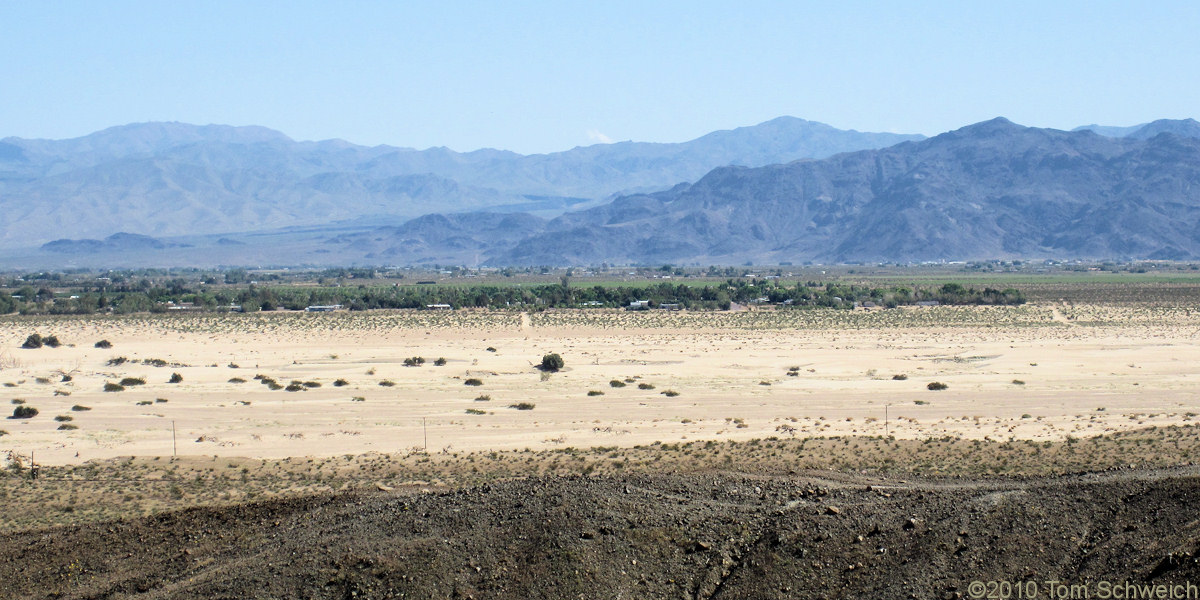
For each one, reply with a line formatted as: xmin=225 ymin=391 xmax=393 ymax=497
xmin=493 ymin=118 xmax=1200 ymax=265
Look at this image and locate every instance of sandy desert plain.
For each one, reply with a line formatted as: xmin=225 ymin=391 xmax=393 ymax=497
xmin=5 ymin=279 xmax=1200 ymax=598
xmin=3 ymin=282 xmax=1198 ymax=467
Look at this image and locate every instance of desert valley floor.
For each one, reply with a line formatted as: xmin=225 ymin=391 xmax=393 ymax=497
xmin=3 ymin=301 xmax=1197 ymax=466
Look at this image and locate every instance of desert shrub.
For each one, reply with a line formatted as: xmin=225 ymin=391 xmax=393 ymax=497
xmin=0 ymin=430 xmax=7 ymax=436
xmin=284 ymin=383 xmax=305 ymax=392
xmin=35 ymin=377 xmax=50 ymax=384
xmin=465 ymin=408 xmax=487 ymax=415
xmin=229 ymin=377 xmax=247 ymax=383
xmin=228 ymin=363 xmax=239 ymax=369
xmin=21 ymin=334 xmax=43 ymax=349
xmin=661 ymin=390 xmax=680 ymax=397
xmin=637 ymin=383 xmax=655 ymax=390
xmin=137 ymin=400 xmax=152 ymax=406
xmin=403 ymin=356 xmax=426 ymax=367
xmin=268 ymin=382 xmax=284 ymax=390
xmin=434 ymin=357 xmax=447 ymax=366
xmin=351 ymin=396 xmax=365 ymax=402
xmin=94 ymin=339 xmax=113 ymax=349
xmin=10 ymin=399 xmax=23 ymax=404
xmin=609 ymin=379 xmax=626 ymax=388
xmin=303 ymin=381 xmax=321 ymax=388
xmin=119 ymin=377 xmax=146 ymax=386
xmin=892 ymin=374 xmax=908 ymax=380
xmin=44 ymin=336 xmax=61 ymax=348
xmin=464 ymin=378 xmax=483 ymax=386
xmin=143 ymin=358 xmax=168 ymax=367
xmin=927 ymin=382 xmax=948 ymax=391
xmin=540 ymin=353 xmax=564 ymax=372
xmin=1012 ymin=379 xmax=1026 ymax=385
xmin=54 ymin=415 xmax=72 ymax=422
xmin=474 ymin=394 xmax=491 ymax=402
xmin=168 ymin=372 xmax=183 ymax=383
xmin=103 ymin=382 xmax=125 ymax=392
xmin=486 ymin=347 xmax=497 ymax=352
xmin=71 ymin=405 xmax=91 ymax=411
xmin=107 ymin=357 xmax=128 ymax=366
xmin=587 ymin=390 xmax=605 ymax=396
xmin=509 ymin=402 xmax=535 ymax=410
xmin=378 ymin=380 xmax=396 ymax=387
xmin=914 ymin=400 xmax=928 ymax=405
xmin=333 ymin=379 xmax=349 ymax=387
xmin=155 ymin=398 xmax=168 ymax=403
xmin=11 ymin=405 xmax=38 ymax=418
xmin=57 ymin=423 xmax=78 ymax=430
xmin=60 ymin=374 xmax=72 ymax=382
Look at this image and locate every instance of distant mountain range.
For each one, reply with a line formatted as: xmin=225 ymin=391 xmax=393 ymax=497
xmin=0 ymin=117 xmax=922 ymax=250
xmin=2 ymin=117 xmax=1198 ymax=268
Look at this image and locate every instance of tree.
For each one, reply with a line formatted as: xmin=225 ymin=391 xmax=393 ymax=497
xmin=540 ymin=353 xmax=564 ymax=372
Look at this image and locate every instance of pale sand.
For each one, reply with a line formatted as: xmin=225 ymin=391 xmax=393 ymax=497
xmin=1 ymin=307 xmax=1197 ymax=465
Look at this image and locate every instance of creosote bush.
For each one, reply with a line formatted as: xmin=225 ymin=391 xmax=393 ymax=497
xmin=464 ymin=378 xmax=483 ymax=386
xmin=927 ymin=382 xmax=949 ymax=391
xmin=609 ymin=379 xmax=626 ymax=388
xmin=333 ymin=379 xmax=349 ymax=387
xmin=11 ymin=405 xmax=38 ymax=419
xmin=119 ymin=377 xmax=146 ymax=387
xmin=103 ymin=382 xmax=125 ymax=392
xmin=71 ymin=405 xmax=91 ymax=411
xmin=378 ymin=380 xmax=396 ymax=387
xmin=509 ymin=402 xmax=535 ymax=410
xmin=434 ymin=357 xmax=447 ymax=366
xmin=94 ymin=339 xmax=113 ymax=349
xmin=168 ymin=373 xmax=183 ymax=383
xmin=540 ymin=353 xmax=564 ymax=372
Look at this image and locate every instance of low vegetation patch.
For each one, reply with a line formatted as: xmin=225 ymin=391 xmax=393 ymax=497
xmin=927 ymin=382 xmax=949 ymax=391
xmin=539 ymin=353 xmax=564 ymax=372
xmin=509 ymin=402 xmax=535 ymax=410
xmin=103 ymin=382 xmax=125 ymax=392
xmin=10 ymin=405 xmax=37 ymax=419
xmin=464 ymin=378 xmax=483 ymax=386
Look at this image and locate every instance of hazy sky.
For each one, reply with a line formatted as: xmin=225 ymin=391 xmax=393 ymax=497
xmin=2 ymin=1 xmax=1197 ymax=154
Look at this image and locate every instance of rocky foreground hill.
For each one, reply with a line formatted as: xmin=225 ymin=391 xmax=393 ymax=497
xmin=3 ymin=468 xmax=1198 ymax=599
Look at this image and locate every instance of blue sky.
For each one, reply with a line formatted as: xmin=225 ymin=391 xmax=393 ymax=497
xmin=2 ymin=1 xmax=1197 ymax=154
